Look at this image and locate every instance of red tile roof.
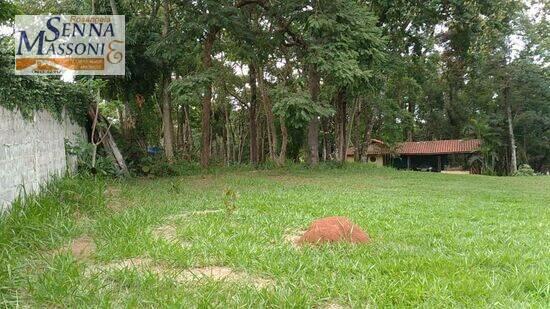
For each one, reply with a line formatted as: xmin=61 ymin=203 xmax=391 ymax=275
xmin=354 ymin=139 xmax=481 ymax=156
xmin=396 ymin=139 xmax=481 ymax=155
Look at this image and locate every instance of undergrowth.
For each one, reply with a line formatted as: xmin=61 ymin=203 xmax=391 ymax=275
xmin=0 ymin=176 xmax=106 ymax=305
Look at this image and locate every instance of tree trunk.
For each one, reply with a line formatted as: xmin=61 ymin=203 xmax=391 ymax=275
xmin=238 ymin=125 xmax=246 ymax=164
xmin=307 ymin=65 xmax=320 ymax=166
xmin=233 ymin=118 xmax=240 ymax=163
xmin=335 ymin=89 xmax=347 ymax=163
xmin=118 ymin=106 xmax=124 ymax=137
xmin=321 ymin=118 xmax=329 ymax=161
xmin=223 ymin=103 xmax=230 ymax=165
xmin=229 ymin=111 xmax=237 ymax=162
xmin=121 ymin=92 xmax=133 ymax=139
xmin=445 ymin=81 xmax=463 ymax=138
xmin=362 ymin=104 xmax=377 ymax=162
xmin=109 ymin=0 xmax=118 ymax=15
xmin=505 ymin=74 xmax=517 ymax=174
xmin=182 ymin=105 xmax=187 ymax=154
xmin=248 ymin=63 xmax=259 ymax=166
xmin=346 ymin=98 xmax=359 ymax=162
xmin=278 ymin=115 xmax=288 ymax=166
xmin=176 ymin=105 xmax=183 ymax=151
xmin=88 ymin=105 xmax=129 ymax=176
xmin=182 ymin=104 xmax=192 ymax=159
xmin=161 ymin=0 xmax=174 ymax=163
xmin=353 ymin=98 xmax=362 ymax=162
xmin=161 ymin=73 xmax=175 ymax=163
xmin=257 ymin=67 xmax=277 ymax=161
xmin=200 ymin=28 xmax=218 ymax=167
xmin=407 ymin=101 xmax=414 ymax=141
xmin=258 ymin=118 xmax=265 ymax=163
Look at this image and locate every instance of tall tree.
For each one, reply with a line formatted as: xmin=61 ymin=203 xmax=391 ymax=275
xmin=200 ymin=27 xmax=218 ymax=167
xmin=161 ymin=0 xmax=175 ymax=163
xmin=248 ymin=63 xmax=259 ymax=165
xmin=307 ymin=65 xmax=321 ymax=165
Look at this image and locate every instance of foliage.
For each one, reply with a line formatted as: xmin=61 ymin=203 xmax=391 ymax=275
xmin=65 ymin=139 xmax=119 ymax=177
xmin=2 ymin=0 xmax=548 ymax=173
xmin=0 ymin=1 xmax=20 ymax=22
xmin=136 ymin=156 xmax=177 ymax=177
xmin=305 ymin=0 xmax=385 ymax=89
xmin=514 ymin=164 xmax=536 ymax=176
xmin=272 ymin=87 xmax=334 ymax=129
xmin=0 ymin=40 xmax=93 ymax=124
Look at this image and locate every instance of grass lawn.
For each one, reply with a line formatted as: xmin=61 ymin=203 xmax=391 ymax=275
xmin=1 ymin=165 xmax=549 ymax=307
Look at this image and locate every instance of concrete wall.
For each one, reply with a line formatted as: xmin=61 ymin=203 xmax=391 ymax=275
xmin=367 ymin=155 xmax=384 ymax=167
xmin=0 ymin=106 xmax=86 ymax=211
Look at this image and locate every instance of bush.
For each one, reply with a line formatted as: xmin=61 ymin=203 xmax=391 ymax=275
xmin=65 ymin=139 xmax=119 ymax=177
xmin=514 ymin=164 xmax=536 ymax=176
xmin=137 ymin=156 xmax=178 ymax=177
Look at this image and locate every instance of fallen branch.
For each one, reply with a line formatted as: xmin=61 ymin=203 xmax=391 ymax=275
xmin=88 ymin=104 xmax=129 ymax=176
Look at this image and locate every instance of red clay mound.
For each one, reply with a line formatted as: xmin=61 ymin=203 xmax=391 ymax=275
xmin=297 ymin=216 xmax=370 ymax=245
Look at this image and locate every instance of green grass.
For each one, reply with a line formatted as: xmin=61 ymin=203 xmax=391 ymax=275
xmin=1 ymin=165 xmax=549 ymax=307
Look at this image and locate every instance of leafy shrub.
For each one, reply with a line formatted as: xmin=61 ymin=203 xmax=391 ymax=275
xmin=514 ymin=164 xmax=536 ymax=176
xmin=65 ymin=139 xmax=119 ymax=177
xmin=137 ymin=156 xmax=177 ymax=177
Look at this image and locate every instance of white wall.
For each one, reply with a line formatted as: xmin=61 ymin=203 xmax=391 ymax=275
xmin=367 ymin=155 xmax=384 ymax=167
xmin=0 ymin=106 xmax=86 ymax=211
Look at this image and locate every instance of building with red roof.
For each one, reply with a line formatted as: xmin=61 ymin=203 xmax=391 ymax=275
xmin=347 ymin=139 xmax=482 ymax=173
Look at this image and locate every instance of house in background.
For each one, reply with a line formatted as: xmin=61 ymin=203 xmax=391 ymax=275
xmin=348 ymin=139 xmax=482 ymax=173
xmin=346 ymin=139 xmax=387 ymax=166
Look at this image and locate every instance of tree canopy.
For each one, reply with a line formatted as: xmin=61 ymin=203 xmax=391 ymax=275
xmin=1 ymin=0 xmax=548 ymax=174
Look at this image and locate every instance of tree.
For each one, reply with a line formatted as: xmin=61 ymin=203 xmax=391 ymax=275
xmin=160 ymin=0 xmax=175 ymax=163
xmin=6 ymin=0 xmax=548 ymax=174
xmin=305 ymin=0 xmax=385 ymax=163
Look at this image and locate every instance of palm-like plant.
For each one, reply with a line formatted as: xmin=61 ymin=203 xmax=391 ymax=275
xmin=464 ymin=117 xmax=501 ymax=174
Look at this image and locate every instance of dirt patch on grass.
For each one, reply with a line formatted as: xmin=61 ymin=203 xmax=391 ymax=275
xmin=179 ymin=266 xmax=274 ymax=289
xmin=321 ymin=303 xmax=348 ymax=309
xmin=104 ymin=186 xmax=126 ymax=211
xmin=283 ymin=229 xmax=306 ymax=248
xmin=85 ymin=258 xmax=155 ymax=276
xmin=104 ymin=186 xmax=121 ymax=197
xmin=51 ymin=236 xmax=96 ymax=260
xmin=152 ymin=225 xmax=178 ymax=242
xmin=106 ymin=200 xmax=124 ymax=212
xmin=152 ymin=224 xmax=191 ymax=247
xmin=193 ymin=209 xmax=224 ymax=215
xmin=167 ymin=209 xmax=224 ymax=221
xmin=86 ymin=258 xmax=273 ymax=289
